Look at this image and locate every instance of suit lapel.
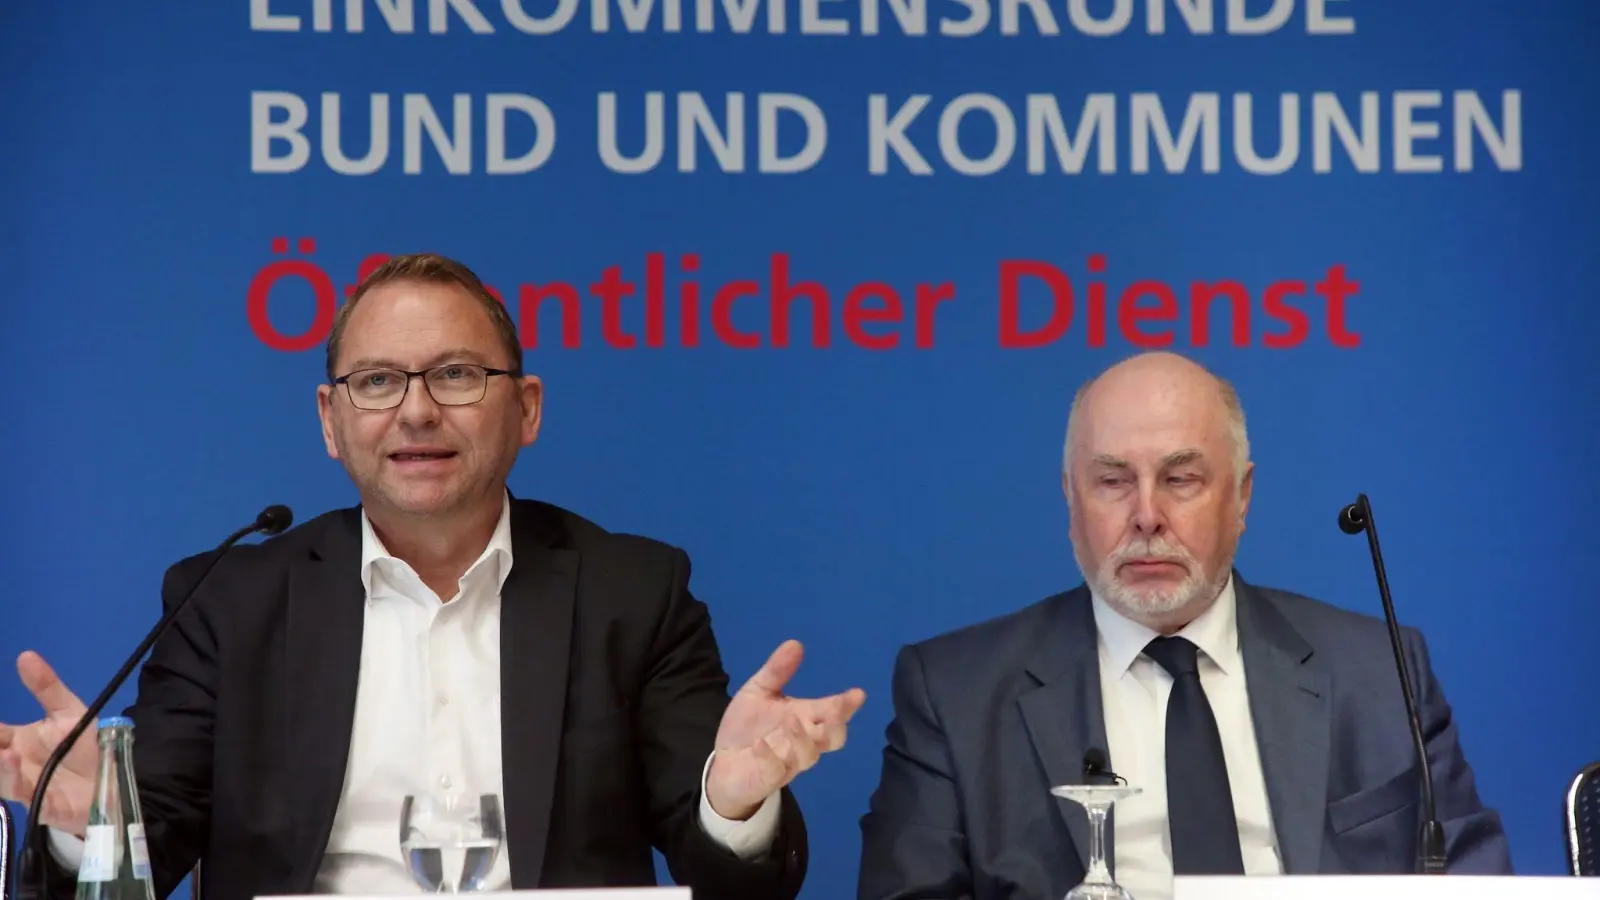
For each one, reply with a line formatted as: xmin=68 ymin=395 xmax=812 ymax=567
xmin=285 ymin=509 xmax=367 ymax=893
xmin=498 ymin=502 xmax=579 ymax=888
xmin=1236 ymin=578 xmax=1331 ymax=874
xmin=1017 ymin=587 xmax=1109 ymax=874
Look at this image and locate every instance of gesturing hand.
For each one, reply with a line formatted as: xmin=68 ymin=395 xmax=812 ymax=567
xmin=0 ymin=651 xmax=100 ymax=837
xmin=705 ymin=640 xmax=866 ymax=821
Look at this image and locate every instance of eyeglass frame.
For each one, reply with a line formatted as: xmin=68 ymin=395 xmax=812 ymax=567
xmin=331 ymin=363 xmax=524 ymax=410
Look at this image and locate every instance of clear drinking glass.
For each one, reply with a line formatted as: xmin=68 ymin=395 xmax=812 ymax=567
xmin=400 ymin=793 xmax=504 ymax=893
xmin=1050 ymin=784 xmax=1141 ymax=900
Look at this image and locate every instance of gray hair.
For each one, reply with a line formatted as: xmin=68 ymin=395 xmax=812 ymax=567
xmin=1061 ymin=368 xmax=1251 ymax=490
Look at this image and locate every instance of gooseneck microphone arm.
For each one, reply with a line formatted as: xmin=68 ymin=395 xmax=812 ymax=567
xmin=16 ymin=505 xmax=293 ymax=900
xmin=1337 ymin=493 xmax=1446 ymax=874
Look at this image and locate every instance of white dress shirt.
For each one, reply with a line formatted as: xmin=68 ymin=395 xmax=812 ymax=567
xmin=52 ymin=492 xmax=781 ymax=891
xmin=1091 ymin=575 xmax=1283 ymax=900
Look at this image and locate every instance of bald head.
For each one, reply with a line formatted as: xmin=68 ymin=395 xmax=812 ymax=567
xmin=1060 ymin=352 xmax=1254 ymax=632
xmin=1063 ymin=352 xmax=1250 ymax=491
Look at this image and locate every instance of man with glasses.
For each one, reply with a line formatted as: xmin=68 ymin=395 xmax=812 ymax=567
xmin=1 ymin=253 xmax=864 ymax=900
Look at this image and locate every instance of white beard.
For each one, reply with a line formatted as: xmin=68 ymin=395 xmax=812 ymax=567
xmin=1080 ymin=533 xmax=1229 ymax=623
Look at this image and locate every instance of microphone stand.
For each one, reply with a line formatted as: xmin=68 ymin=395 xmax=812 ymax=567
xmin=1339 ymin=492 xmax=1447 ymax=874
xmin=14 ymin=506 xmax=291 ymax=900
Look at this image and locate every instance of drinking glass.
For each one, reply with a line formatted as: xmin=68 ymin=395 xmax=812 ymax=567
xmin=1050 ymin=784 xmax=1141 ymax=900
xmin=400 ymin=792 xmax=504 ymax=893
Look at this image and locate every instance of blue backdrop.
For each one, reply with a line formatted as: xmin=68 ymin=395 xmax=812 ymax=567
xmin=3 ymin=2 xmax=1598 ymax=897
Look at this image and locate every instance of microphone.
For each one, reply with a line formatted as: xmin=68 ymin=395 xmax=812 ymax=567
xmin=16 ymin=504 xmax=294 ymax=900
xmin=1082 ymin=748 xmax=1127 ymax=786
xmin=1336 ymin=492 xmax=1446 ymax=874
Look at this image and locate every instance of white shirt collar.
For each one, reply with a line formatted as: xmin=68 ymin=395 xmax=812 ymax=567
xmin=358 ymin=491 xmax=515 ymax=601
xmin=1091 ymin=571 xmax=1241 ymax=679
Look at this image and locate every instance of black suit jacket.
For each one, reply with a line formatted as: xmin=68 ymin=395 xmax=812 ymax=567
xmin=857 ymin=575 xmax=1510 ymax=899
xmin=42 ymin=497 xmax=806 ymax=900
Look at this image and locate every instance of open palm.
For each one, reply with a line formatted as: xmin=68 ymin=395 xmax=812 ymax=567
xmin=707 ymin=640 xmax=866 ymax=820
xmin=0 ymin=651 xmax=100 ymax=835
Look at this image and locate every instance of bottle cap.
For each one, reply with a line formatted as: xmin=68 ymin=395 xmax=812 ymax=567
xmin=97 ymin=716 xmax=134 ymax=729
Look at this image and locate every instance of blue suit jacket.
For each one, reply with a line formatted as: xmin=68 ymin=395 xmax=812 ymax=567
xmin=857 ymin=574 xmax=1511 ymax=899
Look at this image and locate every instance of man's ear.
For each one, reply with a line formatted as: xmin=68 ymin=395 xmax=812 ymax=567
xmin=317 ymin=384 xmax=340 ymax=460
xmin=517 ymin=375 xmax=543 ymax=447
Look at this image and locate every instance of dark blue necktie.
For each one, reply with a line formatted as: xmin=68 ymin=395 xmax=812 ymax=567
xmin=1142 ymin=636 xmax=1246 ymax=875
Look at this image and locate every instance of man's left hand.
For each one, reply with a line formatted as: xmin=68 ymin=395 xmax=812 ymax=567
xmin=705 ymin=639 xmax=866 ymax=820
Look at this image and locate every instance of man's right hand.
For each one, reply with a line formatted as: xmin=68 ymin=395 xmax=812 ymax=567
xmin=0 ymin=651 xmax=99 ymax=837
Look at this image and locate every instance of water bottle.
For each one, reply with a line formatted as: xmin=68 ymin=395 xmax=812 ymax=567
xmin=74 ymin=716 xmax=155 ymax=900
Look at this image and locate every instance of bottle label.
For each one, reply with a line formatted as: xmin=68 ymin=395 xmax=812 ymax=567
xmin=128 ymin=823 xmax=153 ymax=879
xmin=79 ymin=825 xmax=117 ymax=883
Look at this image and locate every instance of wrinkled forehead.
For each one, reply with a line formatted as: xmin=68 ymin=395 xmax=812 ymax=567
xmin=1074 ymin=382 xmax=1232 ymax=468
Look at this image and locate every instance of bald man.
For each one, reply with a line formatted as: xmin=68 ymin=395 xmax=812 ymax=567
xmin=857 ymin=352 xmax=1511 ymax=900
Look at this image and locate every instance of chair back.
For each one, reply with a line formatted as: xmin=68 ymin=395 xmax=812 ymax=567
xmin=1 ymin=803 xmax=15 ymax=900
xmin=1569 ymin=760 xmax=1600 ymax=876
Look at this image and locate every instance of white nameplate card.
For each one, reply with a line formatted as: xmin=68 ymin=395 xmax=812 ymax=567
xmin=264 ymin=883 xmax=688 ymax=890
xmin=1174 ymin=875 xmax=1598 ymax=899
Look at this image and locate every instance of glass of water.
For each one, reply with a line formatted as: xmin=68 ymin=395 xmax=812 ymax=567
xmin=1050 ymin=784 xmax=1140 ymax=900
xmin=400 ymin=792 xmax=504 ymax=893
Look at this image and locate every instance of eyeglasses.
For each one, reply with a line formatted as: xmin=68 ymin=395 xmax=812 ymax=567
xmin=333 ymin=364 xmax=520 ymax=411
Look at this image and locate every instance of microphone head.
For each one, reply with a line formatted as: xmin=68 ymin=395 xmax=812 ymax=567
xmin=1337 ymin=501 xmax=1366 ymax=535
xmin=255 ymin=505 xmax=294 ymax=536
xmin=1082 ymin=747 xmax=1108 ymax=773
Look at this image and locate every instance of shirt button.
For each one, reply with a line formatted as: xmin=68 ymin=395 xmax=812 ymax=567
xmin=439 ymin=775 xmax=452 ymax=790
xmin=436 ymin=693 xmax=449 ymax=707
